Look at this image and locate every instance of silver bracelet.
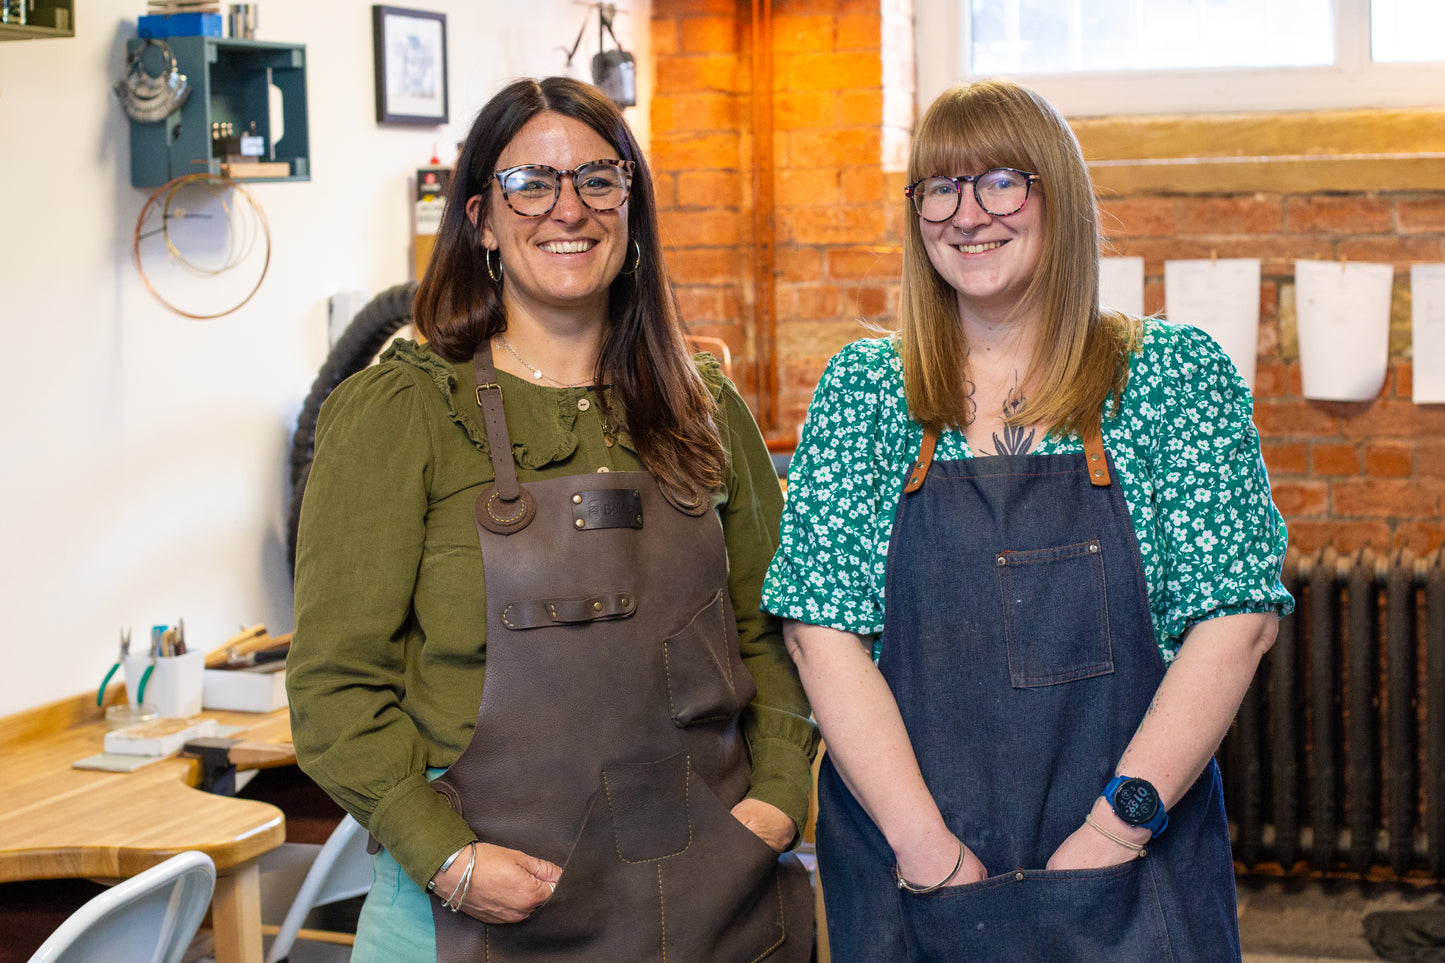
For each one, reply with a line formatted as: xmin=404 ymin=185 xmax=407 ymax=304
xmin=894 ymin=838 xmax=965 ymax=894
xmin=426 ymin=844 xmax=469 ymax=893
xmin=1085 ymin=813 xmax=1147 ymax=856
xmin=445 ymin=844 xmax=477 ymax=912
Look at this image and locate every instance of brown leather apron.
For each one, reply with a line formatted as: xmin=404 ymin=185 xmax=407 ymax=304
xmin=428 ymin=347 xmax=813 ymax=962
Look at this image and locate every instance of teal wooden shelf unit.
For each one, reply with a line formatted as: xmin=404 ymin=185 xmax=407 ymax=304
xmin=127 ymin=36 xmax=310 ymax=188
xmin=0 ymin=0 xmax=75 ymax=41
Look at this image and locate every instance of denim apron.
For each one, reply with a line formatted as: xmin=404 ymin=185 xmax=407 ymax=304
xmin=815 ymin=432 xmax=1240 ymax=962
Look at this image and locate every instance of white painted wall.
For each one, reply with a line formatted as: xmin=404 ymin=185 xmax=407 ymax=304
xmin=0 ymin=0 xmax=649 ymax=715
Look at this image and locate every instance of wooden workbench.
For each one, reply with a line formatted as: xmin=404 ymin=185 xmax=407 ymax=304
xmin=0 ymin=689 xmax=294 ymax=963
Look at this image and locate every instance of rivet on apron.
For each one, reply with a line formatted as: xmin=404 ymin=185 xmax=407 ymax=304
xmin=620 ymin=596 xmax=630 ymax=606
xmin=636 ymin=515 xmax=643 ymax=525
xmin=575 ymin=518 xmax=586 ymax=529
xmin=1089 ymin=542 xmax=1100 ymax=553
xmin=1093 ymin=469 xmax=1103 ymax=478
xmin=996 ymin=555 xmax=1007 ymax=566
xmin=1090 ymin=452 xmax=1100 ymax=461
xmin=572 ymin=494 xmax=583 ymax=504
xmin=1014 ymin=871 xmax=1024 ymax=881
xmin=592 ymin=601 xmax=603 ymax=611
xmin=578 ymin=397 xmax=591 ymax=411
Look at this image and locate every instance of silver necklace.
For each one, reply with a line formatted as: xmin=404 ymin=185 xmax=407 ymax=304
xmin=495 ymin=334 xmax=590 ymax=388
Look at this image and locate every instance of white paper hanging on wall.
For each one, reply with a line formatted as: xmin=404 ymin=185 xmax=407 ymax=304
xmin=1410 ymin=264 xmax=1445 ymax=404
xmin=1099 ymin=256 xmax=1145 ymax=318
xmin=1295 ymin=259 xmax=1393 ymax=402
xmin=1163 ymin=258 xmax=1261 ymax=389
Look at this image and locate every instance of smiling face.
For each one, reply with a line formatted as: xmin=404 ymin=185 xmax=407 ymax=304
xmin=918 ymin=172 xmax=1046 ymax=323
xmin=469 ymin=112 xmax=629 ymax=327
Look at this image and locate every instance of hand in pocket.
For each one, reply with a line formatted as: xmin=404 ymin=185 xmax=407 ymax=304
xmin=730 ymin=798 xmax=794 ymax=853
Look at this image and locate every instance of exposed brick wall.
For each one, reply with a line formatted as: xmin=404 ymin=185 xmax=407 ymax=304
xmin=651 ymin=0 xmax=911 ymax=430
xmin=1103 ymin=192 xmax=1445 ymax=554
xmin=648 ymin=1 xmax=1442 ymax=554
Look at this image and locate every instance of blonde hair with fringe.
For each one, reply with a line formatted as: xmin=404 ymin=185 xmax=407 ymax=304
xmin=898 ymin=79 xmax=1138 ymax=440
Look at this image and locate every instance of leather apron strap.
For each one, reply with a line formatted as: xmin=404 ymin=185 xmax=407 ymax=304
xmin=905 ymin=424 xmax=1112 ymax=493
xmin=1083 ymin=428 xmax=1112 ymax=487
xmin=903 ymin=427 xmax=939 ymax=494
xmin=472 ymin=345 xmax=537 ymax=533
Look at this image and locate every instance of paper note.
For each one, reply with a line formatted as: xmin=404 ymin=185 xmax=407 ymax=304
xmin=1164 ymin=259 xmax=1261 ymax=388
xmin=1295 ymin=260 xmax=1393 ymax=402
xmin=1099 ymin=256 xmax=1145 ymax=317
xmin=1411 ymin=264 xmax=1445 ymax=404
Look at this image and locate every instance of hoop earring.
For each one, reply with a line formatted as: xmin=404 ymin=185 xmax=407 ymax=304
xmin=618 ymin=239 xmax=641 ymax=276
xmin=485 ymin=247 xmax=502 ymax=283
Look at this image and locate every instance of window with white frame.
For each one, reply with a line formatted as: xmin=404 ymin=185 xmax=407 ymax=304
xmin=914 ymin=0 xmax=1445 ymax=116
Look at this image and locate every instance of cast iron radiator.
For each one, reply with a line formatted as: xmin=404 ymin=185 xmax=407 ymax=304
xmin=1217 ymin=547 xmax=1445 ymax=879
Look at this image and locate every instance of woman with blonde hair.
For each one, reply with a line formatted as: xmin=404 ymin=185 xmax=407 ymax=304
xmin=764 ymin=79 xmax=1291 ymax=960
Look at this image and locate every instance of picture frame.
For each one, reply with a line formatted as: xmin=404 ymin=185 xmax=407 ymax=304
xmin=371 ymin=5 xmax=448 ymax=125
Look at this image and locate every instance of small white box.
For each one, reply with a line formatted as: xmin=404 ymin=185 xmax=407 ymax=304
xmin=104 ymin=717 xmax=219 ymax=757
xmin=202 ymin=666 xmax=288 ymax=712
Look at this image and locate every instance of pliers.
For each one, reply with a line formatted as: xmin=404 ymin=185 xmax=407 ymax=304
xmin=96 ymin=628 xmax=132 ymax=706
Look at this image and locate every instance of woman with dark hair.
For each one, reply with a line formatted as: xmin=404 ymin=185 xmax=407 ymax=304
xmin=289 ymin=76 xmax=815 ymax=962
xmin=764 ymin=79 xmax=1292 ymax=961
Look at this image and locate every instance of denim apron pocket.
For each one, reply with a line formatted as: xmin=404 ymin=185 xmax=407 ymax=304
xmin=996 ymin=538 xmax=1114 ymax=687
xmin=900 ymin=859 xmax=1173 ymax=963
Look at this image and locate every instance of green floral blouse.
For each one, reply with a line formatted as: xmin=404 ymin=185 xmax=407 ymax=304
xmin=763 ymin=318 xmax=1293 ymax=662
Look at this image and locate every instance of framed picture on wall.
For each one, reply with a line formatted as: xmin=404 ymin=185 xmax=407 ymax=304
xmin=372 ymin=6 xmax=449 ymax=125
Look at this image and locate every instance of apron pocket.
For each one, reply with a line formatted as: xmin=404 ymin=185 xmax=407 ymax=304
xmin=490 ymin=756 xmax=792 ymax=963
xmin=900 ymin=860 xmax=1173 ymax=963
xmin=601 ymin=754 xmax=692 ymax=862
xmin=663 ymin=763 xmax=791 ymax=963
xmin=663 ymin=590 xmax=754 ymax=726
xmin=471 ymin=787 xmax=668 ymax=962
xmin=996 ymin=539 xmax=1114 ymax=687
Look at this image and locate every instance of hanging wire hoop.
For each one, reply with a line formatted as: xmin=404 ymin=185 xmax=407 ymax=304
xmin=133 ymin=173 xmax=272 ymax=320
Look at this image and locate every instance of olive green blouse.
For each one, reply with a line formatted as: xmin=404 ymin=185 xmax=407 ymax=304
xmin=288 ymin=340 xmax=817 ymax=889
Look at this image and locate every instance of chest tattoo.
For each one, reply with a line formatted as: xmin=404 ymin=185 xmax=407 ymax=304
xmin=981 ymin=374 xmax=1036 ymax=456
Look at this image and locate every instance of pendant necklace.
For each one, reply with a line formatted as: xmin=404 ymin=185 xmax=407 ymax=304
xmin=494 ymin=335 xmax=615 ymax=447
xmin=495 ymin=334 xmax=591 ymax=389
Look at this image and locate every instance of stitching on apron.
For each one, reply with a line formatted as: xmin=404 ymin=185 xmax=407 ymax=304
xmin=657 ymin=863 xmax=667 ymax=963
xmin=600 ymin=762 xmax=693 ymax=863
xmin=485 ymin=489 xmax=526 ymax=523
xmin=1142 ymin=852 xmax=1178 ymax=962
xmin=711 ymin=592 xmax=737 ymax=696
xmin=745 ymin=875 xmax=789 ymax=963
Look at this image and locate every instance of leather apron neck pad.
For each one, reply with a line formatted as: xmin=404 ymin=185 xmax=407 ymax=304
xmin=903 ymin=425 xmax=1112 ymax=491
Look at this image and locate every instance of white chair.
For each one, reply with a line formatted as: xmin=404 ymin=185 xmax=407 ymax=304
xmin=28 ymin=850 xmax=216 ymax=963
xmin=260 ymin=814 xmax=372 ymax=963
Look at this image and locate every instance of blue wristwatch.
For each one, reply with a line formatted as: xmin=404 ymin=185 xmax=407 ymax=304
xmin=1101 ymin=775 xmax=1169 ymax=837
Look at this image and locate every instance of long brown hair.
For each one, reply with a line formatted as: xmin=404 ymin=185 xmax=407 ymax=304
xmin=898 ymin=79 xmax=1138 ymax=440
xmin=413 ymin=77 xmax=724 ymax=495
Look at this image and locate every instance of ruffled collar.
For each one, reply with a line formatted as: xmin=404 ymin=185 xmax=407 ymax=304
xmin=380 ymin=339 xmax=639 ymax=469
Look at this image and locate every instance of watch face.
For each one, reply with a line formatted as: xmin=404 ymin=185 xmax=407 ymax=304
xmin=1113 ymin=778 xmax=1160 ymax=826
